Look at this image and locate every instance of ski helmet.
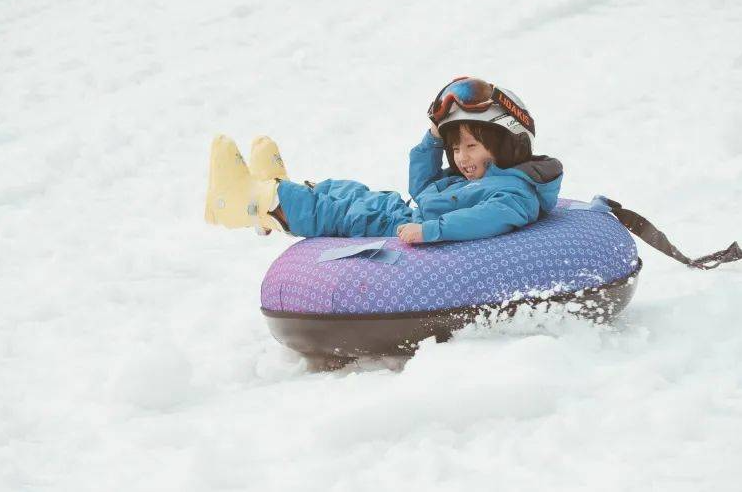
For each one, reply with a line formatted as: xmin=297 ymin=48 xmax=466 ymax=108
xmin=429 ymin=77 xmax=535 ymax=147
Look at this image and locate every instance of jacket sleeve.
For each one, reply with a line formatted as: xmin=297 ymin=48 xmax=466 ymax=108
xmin=408 ymin=130 xmax=445 ymax=203
xmin=420 ymin=188 xmax=540 ymax=243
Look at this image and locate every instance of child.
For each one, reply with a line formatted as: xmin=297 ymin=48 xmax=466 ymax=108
xmin=204 ymin=77 xmax=563 ymax=244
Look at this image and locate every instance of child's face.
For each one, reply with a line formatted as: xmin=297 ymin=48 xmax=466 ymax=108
xmin=452 ymin=125 xmax=495 ymax=180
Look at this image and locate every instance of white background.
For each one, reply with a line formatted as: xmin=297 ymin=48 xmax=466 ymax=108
xmin=1 ymin=0 xmax=741 ymax=489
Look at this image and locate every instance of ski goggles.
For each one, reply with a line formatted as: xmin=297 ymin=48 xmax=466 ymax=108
xmin=427 ymin=76 xmax=535 ymax=135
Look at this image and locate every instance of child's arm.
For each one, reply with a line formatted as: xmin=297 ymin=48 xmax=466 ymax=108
xmin=420 ymin=188 xmax=541 ymax=243
xmin=408 ymin=128 xmax=445 ymax=203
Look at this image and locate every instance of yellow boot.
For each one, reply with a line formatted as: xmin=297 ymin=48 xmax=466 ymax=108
xmin=204 ymin=135 xmax=286 ymax=233
xmin=248 ymin=135 xmax=289 ymax=181
xmin=247 ymin=135 xmax=290 ymax=235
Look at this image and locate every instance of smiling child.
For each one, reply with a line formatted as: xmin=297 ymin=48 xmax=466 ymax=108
xmin=204 ymin=77 xmax=563 ymax=244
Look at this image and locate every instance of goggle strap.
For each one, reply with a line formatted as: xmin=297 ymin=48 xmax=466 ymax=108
xmin=492 ymin=87 xmax=535 ymax=136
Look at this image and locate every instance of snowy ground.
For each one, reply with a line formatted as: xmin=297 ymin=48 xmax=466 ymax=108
xmin=1 ymin=0 xmax=742 ymax=490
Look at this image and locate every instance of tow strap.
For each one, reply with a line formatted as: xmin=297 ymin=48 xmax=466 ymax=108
xmin=568 ymin=196 xmax=741 ymax=270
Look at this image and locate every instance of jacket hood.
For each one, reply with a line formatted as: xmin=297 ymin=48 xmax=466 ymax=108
xmin=511 ymin=155 xmax=563 ymax=184
xmin=483 ymin=155 xmax=563 ymax=212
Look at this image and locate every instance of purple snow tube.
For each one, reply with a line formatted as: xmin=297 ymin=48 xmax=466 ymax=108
xmin=261 ymin=199 xmax=641 ymax=360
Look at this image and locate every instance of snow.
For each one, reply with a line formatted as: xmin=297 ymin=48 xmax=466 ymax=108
xmin=1 ymin=0 xmax=741 ymax=489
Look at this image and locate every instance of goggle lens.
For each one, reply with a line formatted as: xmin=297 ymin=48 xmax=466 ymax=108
xmin=439 ymin=79 xmax=492 ymax=106
xmin=428 ymin=77 xmax=494 ymax=124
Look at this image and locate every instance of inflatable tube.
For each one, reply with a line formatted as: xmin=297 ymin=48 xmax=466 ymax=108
xmin=261 ymin=199 xmax=641 ymax=359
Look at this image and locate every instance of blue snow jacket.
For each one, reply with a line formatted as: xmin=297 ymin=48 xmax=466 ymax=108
xmin=409 ymin=130 xmax=563 ymax=242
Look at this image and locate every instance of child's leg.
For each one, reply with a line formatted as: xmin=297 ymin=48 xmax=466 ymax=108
xmin=277 ymin=179 xmax=413 ymax=238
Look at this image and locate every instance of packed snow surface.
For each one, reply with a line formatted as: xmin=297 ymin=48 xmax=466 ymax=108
xmin=1 ymin=0 xmax=741 ymax=490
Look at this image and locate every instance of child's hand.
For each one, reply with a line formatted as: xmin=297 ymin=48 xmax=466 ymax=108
xmin=396 ymin=223 xmax=424 ymax=244
xmin=430 ymin=123 xmax=442 ymax=139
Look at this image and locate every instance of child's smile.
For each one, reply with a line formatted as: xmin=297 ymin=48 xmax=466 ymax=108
xmin=452 ymin=126 xmax=496 ymax=180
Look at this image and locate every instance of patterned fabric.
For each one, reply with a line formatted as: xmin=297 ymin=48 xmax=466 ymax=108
xmin=260 ymin=199 xmax=639 ymax=314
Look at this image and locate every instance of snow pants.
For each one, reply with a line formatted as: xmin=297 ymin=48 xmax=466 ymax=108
xmin=277 ymin=179 xmax=415 ymax=237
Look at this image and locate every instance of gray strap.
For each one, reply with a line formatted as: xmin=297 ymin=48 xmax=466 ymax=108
xmin=570 ymin=195 xmax=741 ymax=270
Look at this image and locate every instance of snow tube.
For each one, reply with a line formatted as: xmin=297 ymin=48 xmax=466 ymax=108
xmin=261 ymin=198 xmax=641 ymax=359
